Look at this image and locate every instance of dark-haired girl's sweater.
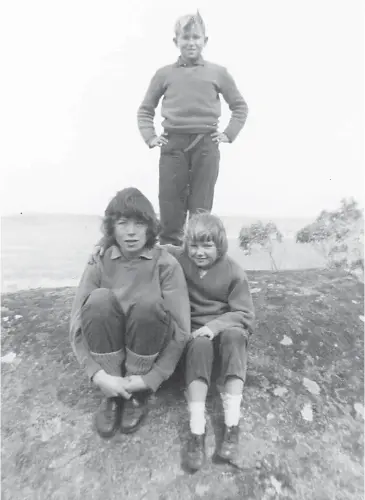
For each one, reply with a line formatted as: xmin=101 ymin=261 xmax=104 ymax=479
xmin=70 ymin=245 xmax=190 ymax=391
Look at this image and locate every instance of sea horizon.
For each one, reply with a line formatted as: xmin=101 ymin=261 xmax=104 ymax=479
xmin=1 ymin=212 xmax=315 ymax=237
xmin=1 ymin=213 xmax=324 ymax=294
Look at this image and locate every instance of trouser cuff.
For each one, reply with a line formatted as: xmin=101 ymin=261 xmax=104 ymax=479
xmin=125 ymin=348 xmax=159 ymax=375
xmin=90 ymin=349 xmax=124 ymax=376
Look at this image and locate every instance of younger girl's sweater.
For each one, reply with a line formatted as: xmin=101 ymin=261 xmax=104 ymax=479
xmin=165 ymin=246 xmax=255 ymax=337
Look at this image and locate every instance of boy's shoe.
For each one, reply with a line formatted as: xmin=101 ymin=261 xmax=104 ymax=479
xmin=216 ymin=425 xmax=240 ymax=462
xmin=95 ymin=397 xmax=123 ymax=438
xmin=120 ymin=393 xmax=149 ymax=434
xmin=186 ymin=431 xmax=206 ymax=471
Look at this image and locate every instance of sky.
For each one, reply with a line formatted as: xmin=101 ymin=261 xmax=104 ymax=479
xmin=1 ymin=0 xmax=364 ymax=217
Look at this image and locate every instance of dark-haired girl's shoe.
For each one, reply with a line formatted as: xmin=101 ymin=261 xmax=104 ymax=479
xmin=95 ymin=397 xmax=123 ymax=438
xmin=120 ymin=395 xmax=149 ymax=434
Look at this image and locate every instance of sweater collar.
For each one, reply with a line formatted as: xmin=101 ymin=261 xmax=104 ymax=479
xmin=110 ymin=244 xmax=153 ymax=260
xmin=176 ymin=55 xmax=205 ymax=67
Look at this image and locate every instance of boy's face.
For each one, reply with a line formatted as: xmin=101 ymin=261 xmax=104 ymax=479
xmin=187 ymin=240 xmax=218 ymax=269
xmin=174 ymin=25 xmax=207 ymax=63
xmin=114 ymin=217 xmax=147 ymax=258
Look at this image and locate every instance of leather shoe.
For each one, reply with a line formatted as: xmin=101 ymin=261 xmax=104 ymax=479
xmin=216 ymin=425 xmax=239 ymax=462
xmin=95 ymin=397 xmax=122 ymax=438
xmin=120 ymin=394 xmax=149 ymax=434
xmin=186 ymin=431 xmax=206 ymax=471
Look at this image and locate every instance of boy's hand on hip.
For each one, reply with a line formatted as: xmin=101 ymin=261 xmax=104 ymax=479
xmin=149 ymin=135 xmax=169 ymax=148
xmin=193 ymin=326 xmax=215 ymax=340
xmin=211 ymin=132 xmax=230 ymax=144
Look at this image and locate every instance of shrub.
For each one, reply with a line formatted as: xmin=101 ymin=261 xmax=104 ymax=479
xmin=296 ymin=198 xmax=364 ymax=278
xmin=239 ymin=221 xmax=283 ymax=271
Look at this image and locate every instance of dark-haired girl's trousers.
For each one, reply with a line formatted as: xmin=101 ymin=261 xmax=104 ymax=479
xmin=80 ymin=288 xmax=172 ymax=379
xmin=185 ymin=327 xmax=248 ymax=388
xmin=159 ymin=133 xmax=220 ymax=246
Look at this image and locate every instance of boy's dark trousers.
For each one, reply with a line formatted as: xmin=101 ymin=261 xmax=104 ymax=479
xmin=159 ymin=133 xmax=220 ymax=246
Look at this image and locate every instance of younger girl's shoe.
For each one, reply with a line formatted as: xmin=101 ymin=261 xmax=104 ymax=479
xmin=216 ymin=425 xmax=239 ymax=462
xmin=186 ymin=431 xmax=206 ymax=471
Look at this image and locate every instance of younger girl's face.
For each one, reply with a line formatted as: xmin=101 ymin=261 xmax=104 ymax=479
xmin=187 ymin=240 xmax=218 ymax=269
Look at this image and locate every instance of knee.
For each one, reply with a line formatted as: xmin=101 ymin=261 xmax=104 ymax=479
xmin=187 ymin=336 xmax=213 ymax=356
xmin=185 ymin=337 xmax=213 ymax=386
xmin=220 ymin=328 xmax=247 ymax=348
xmin=82 ymin=288 xmax=115 ymax=314
xmin=130 ymin=297 xmax=168 ymax=324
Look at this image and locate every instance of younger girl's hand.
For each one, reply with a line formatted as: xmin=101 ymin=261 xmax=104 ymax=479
xmin=88 ymin=245 xmax=102 ymax=265
xmin=88 ymin=240 xmax=109 ymax=264
xmin=192 ymin=326 xmax=214 ymax=340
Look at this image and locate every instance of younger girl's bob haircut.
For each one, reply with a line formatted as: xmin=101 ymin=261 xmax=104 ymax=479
xmin=184 ymin=212 xmax=228 ymax=258
xmin=102 ymin=187 xmax=160 ymax=249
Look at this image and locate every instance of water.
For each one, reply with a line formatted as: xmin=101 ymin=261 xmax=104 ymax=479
xmin=1 ymin=214 xmax=324 ymax=293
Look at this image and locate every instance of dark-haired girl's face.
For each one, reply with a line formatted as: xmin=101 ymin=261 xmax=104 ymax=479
xmin=187 ymin=240 xmax=218 ymax=269
xmin=114 ymin=217 xmax=147 ymax=258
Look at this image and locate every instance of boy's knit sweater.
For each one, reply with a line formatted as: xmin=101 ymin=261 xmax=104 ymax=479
xmin=164 ymin=245 xmax=255 ymax=338
xmin=137 ymin=57 xmax=248 ymax=145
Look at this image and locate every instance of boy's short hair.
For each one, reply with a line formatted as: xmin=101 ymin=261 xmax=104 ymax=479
xmin=184 ymin=211 xmax=228 ymax=257
xmin=102 ymin=187 xmax=160 ymax=248
xmin=174 ymin=11 xmax=206 ymax=36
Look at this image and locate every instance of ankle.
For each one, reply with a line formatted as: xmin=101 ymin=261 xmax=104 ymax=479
xmin=188 ymin=401 xmax=206 ymax=435
xmin=221 ymin=392 xmax=242 ymax=428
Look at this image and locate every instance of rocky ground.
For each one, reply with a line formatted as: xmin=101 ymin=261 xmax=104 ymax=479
xmin=1 ymin=269 xmax=364 ymax=500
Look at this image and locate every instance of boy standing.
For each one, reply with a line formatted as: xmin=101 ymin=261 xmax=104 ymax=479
xmin=137 ymin=12 xmax=248 ymax=246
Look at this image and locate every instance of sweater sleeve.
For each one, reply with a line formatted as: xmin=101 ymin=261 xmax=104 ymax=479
xmin=219 ymin=68 xmax=248 ymax=143
xmin=69 ymin=259 xmax=103 ymax=379
xmin=142 ymin=254 xmax=191 ymax=392
xmin=205 ymin=263 xmax=255 ymax=337
xmin=137 ymin=68 xmax=166 ymax=146
xmin=158 ymin=243 xmax=184 ymax=260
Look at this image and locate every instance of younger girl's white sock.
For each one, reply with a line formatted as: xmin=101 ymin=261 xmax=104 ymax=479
xmin=221 ymin=393 xmax=242 ymax=427
xmin=188 ymin=401 xmax=206 ymax=435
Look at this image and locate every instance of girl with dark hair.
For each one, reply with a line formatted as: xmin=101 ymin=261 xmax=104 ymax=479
xmin=70 ymin=188 xmax=190 ymax=438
